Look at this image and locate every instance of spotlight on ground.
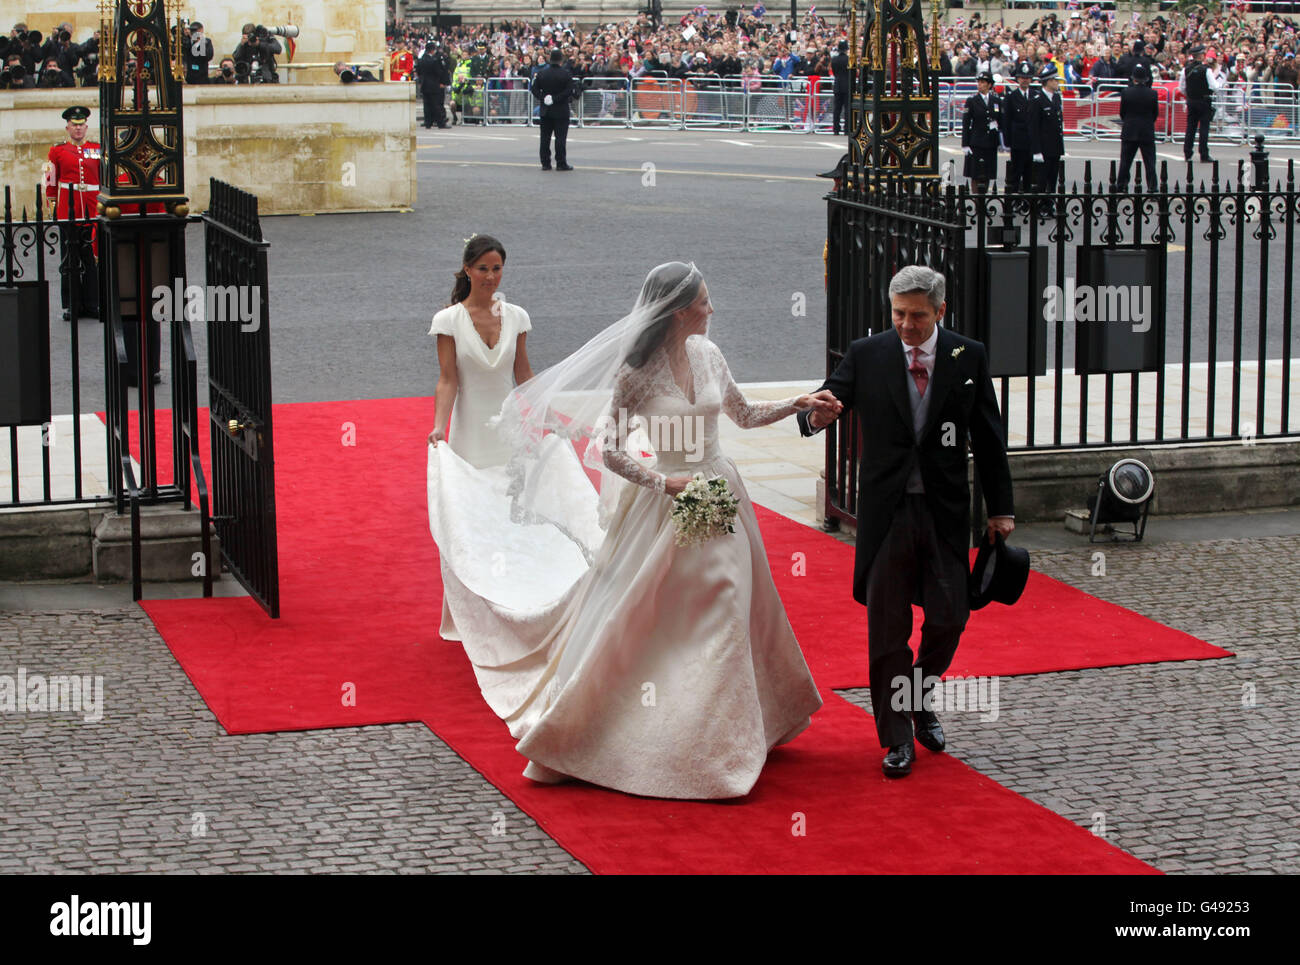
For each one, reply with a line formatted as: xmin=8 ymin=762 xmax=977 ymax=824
xmin=1087 ymin=458 xmax=1154 ymax=542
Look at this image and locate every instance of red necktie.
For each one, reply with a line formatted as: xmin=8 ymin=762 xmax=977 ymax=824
xmin=909 ymin=348 xmax=929 ymax=398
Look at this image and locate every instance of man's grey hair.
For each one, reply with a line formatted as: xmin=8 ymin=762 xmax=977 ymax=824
xmin=888 ymin=266 xmax=946 ymax=311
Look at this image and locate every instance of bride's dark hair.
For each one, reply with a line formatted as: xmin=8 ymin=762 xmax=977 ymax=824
xmin=624 ymin=262 xmax=704 ymax=369
xmin=449 ymin=234 xmax=507 ymax=306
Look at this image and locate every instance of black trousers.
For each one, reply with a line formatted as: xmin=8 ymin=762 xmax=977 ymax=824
xmin=1118 ymin=138 xmax=1157 ymax=190
xmin=539 ymin=113 xmax=570 ymax=167
xmin=1007 ymin=148 xmax=1033 ymax=192
xmin=422 ymin=86 xmax=447 ymax=127
xmin=1185 ymin=99 xmax=1214 ymax=159
xmin=58 ymin=224 xmax=99 ymax=316
xmin=832 ymin=88 xmax=848 ymax=134
xmin=1036 ymin=154 xmax=1061 ymax=205
xmin=865 ymin=494 xmax=971 ymax=748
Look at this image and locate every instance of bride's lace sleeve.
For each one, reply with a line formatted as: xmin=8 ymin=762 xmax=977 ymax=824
xmin=601 ymin=363 xmax=667 ymax=494
xmin=706 ymin=339 xmax=802 ymax=429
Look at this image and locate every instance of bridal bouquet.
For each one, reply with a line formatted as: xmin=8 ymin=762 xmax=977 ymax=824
xmin=670 ymin=473 xmax=740 ymax=547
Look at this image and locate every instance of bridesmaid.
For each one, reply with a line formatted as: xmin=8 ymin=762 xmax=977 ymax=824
xmin=426 ymin=234 xmax=534 ymax=468
xmin=426 ymin=234 xmax=534 ymax=640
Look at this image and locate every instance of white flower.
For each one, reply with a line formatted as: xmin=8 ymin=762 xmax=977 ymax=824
xmin=951 ymin=345 xmax=966 ymax=359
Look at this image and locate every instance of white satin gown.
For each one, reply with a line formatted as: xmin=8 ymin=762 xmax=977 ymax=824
xmin=427 ymin=332 xmax=823 ymax=799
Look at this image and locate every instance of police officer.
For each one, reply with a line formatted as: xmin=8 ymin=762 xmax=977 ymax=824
xmin=830 ymin=40 xmax=850 ymax=136
xmin=416 ymin=42 xmax=450 ymax=128
xmin=1117 ymin=63 xmax=1159 ymax=192
xmin=41 ymin=105 xmax=100 ymax=321
xmin=531 ymin=47 xmax=577 ymax=171
xmin=1030 ymin=64 xmax=1065 ymax=214
xmin=961 ymin=71 xmax=1002 ymax=193
xmin=1002 ymin=60 xmax=1035 ymax=196
xmin=1179 ymin=45 xmax=1219 ymax=163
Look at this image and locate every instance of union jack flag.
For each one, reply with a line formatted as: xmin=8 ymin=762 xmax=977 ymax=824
xmin=753 ymin=3 xmax=766 ymax=16
xmin=1229 ymin=0 xmax=1248 ymax=10
xmin=1066 ymin=0 xmax=1079 ymax=10
xmin=955 ymin=17 xmax=965 ymax=29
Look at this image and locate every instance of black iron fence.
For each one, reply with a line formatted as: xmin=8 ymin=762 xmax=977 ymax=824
xmin=202 ymin=179 xmax=279 ymax=618
xmin=1 ymin=186 xmax=113 ymax=508
xmin=824 ymin=146 xmax=1300 ymax=527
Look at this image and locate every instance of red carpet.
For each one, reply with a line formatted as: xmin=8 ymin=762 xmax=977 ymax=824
xmin=122 ymin=397 xmax=1226 ymax=873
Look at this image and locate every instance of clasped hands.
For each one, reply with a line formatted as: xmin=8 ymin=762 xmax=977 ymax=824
xmin=801 ymin=389 xmax=842 ymax=429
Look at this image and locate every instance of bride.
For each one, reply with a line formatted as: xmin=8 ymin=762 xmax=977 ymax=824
xmin=427 ymin=262 xmax=840 ymax=799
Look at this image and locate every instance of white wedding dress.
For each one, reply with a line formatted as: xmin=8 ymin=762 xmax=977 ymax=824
xmin=428 ymin=298 xmax=534 ymax=639
xmin=427 ymin=332 xmax=823 ymax=799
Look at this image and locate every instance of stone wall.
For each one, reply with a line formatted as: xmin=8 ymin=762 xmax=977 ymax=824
xmin=1 ymin=85 xmax=416 ymax=215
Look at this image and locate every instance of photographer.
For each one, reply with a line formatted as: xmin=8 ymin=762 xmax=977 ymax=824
xmin=75 ymin=33 xmax=100 ymax=86
xmin=233 ymin=22 xmax=281 ymax=83
xmin=211 ymin=56 xmax=237 ymax=84
xmin=334 ymin=60 xmax=378 ymax=83
xmin=183 ymin=21 xmax=214 ymax=83
xmin=37 ymin=55 xmax=74 ymax=88
xmin=2 ymin=52 xmax=34 ymax=89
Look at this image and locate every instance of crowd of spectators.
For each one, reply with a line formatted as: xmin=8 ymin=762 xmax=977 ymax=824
xmin=384 ymin=5 xmax=1299 ymax=99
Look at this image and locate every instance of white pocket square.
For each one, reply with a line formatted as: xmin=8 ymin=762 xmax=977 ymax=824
xmin=964 ymin=378 xmax=974 ymax=385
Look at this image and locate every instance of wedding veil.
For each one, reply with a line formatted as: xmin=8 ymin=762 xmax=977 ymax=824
xmin=492 ymin=261 xmax=705 ymax=564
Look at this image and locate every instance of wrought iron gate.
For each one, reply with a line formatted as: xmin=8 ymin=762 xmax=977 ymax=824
xmin=203 ymin=179 xmax=280 ymax=617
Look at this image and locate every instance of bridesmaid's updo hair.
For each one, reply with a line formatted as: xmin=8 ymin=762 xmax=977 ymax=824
xmin=624 ymin=262 xmax=704 ymax=369
xmin=449 ymin=234 xmax=507 ymax=306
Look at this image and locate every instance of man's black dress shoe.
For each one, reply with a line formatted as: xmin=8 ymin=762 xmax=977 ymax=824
xmin=556 ymin=163 xmax=574 ymax=171
xmin=882 ymin=742 xmax=914 ymax=778
xmin=913 ymin=710 xmax=946 ymax=753
xmin=541 ymin=165 xmax=552 ymax=170
xmin=62 ymin=310 xmax=72 ymax=322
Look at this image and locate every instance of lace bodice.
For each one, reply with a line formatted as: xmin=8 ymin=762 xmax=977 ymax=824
xmin=603 ymin=335 xmax=801 ymax=492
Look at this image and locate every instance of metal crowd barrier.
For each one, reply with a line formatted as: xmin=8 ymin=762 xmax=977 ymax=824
xmin=460 ymin=72 xmax=1300 ymax=141
xmin=484 ymin=77 xmax=534 ymax=125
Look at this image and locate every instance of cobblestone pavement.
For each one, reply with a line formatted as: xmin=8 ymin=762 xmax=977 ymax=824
xmin=1 ymin=531 xmax=1295 ymax=874
xmin=840 ymin=534 xmax=1300 ymax=874
xmin=0 ymin=608 xmax=583 ymax=874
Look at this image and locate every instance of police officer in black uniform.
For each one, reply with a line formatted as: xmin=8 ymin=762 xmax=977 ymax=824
xmin=1117 ymin=63 xmax=1159 ymax=192
xmin=1002 ymin=60 xmax=1035 ymax=196
xmin=531 ymin=47 xmax=578 ymax=171
xmin=961 ymin=71 xmax=1002 ymax=193
xmin=831 ymin=40 xmax=850 ymax=136
xmin=1180 ymin=45 xmax=1215 ymax=163
xmin=416 ymin=43 xmax=450 ymax=128
xmin=1030 ymin=64 xmax=1065 ymax=215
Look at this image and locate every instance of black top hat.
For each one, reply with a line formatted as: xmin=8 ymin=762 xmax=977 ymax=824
xmin=61 ymin=105 xmax=91 ymax=122
xmin=817 ymin=153 xmax=849 ymax=179
xmin=1015 ymin=60 xmax=1033 ymax=78
xmin=968 ymin=532 xmax=1031 ymax=611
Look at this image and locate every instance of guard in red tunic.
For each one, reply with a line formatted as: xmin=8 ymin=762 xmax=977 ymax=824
xmin=42 ymin=105 xmax=101 ymax=321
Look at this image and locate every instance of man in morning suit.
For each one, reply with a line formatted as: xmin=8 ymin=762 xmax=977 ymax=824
xmin=961 ymin=72 xmax=1002 ymax=193
xmin=531 ymin=47 xmax=578 ymax=171
xmin=1029 ymin=64 xmax=1065 ymax=215
xmin=798 ymin=266 xmax=1015 ymax=778
xmin=1117 ymin=63 xmax=1159 ymax=192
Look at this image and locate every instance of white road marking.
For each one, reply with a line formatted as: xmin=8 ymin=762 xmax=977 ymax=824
xmin=721 ymin=139 xmax=754 ymax=147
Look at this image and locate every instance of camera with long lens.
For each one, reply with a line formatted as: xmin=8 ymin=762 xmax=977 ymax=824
xmin=58 ymin=29 xmax=71 ymax=44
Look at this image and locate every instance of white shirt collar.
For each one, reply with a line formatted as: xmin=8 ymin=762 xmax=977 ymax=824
xmin=902 ymin=325 xmax=940 ymax=364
